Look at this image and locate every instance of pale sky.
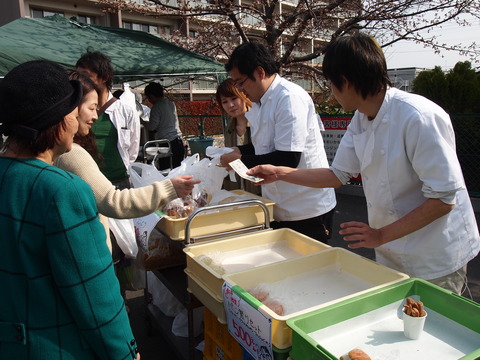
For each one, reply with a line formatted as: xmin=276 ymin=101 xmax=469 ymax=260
xmin=383 ymin=15 xmax=480 ymax=71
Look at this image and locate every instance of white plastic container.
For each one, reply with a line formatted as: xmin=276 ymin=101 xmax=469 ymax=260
xmin=223 ymin=247 xmax=409 ymax=349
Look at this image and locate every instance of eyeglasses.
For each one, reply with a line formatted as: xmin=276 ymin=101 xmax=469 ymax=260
xmin=234 ymin=76 xmax=249 ymax=89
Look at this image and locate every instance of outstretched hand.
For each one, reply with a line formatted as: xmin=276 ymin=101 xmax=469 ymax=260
xmin=220 ymin=147 xmax=241 ymax=169
xmin=339 ymin=221 xmax=384 ymax=249
xmin=170 ymin=175 xmax=201 ymax=198
xmin=247 ymin=164 xmax=280 ymax=185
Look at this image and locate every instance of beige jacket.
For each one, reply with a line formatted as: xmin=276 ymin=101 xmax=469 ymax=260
xmin=55 ymin=144 xmax=177 ymax=251
xmin=223 ymin=117 xmax=260 ymax=196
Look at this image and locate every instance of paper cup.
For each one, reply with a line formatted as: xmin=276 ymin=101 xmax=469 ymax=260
xmin=403 ymin=310 xmax=427 ymax=339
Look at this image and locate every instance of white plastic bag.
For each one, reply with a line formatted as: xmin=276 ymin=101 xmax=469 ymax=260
xmin=205 ymin=146 xmax=237 ymax=182
xmin=167 ymin=153 xmax=200 ymax=178
xmin=147 ymin=271 xmax=184 ymax=317
xmin=171 ymin=306 xmax=204 ymax=337
xmin=205 ymin=146 xmax=233 ymax=158
xmin=129 ymin=162 xmax=166 ymax=188
xmin=168 ymin=155 xmax=227 ymax=198
xmin=108 ymin=218 xmax=138 ymax=259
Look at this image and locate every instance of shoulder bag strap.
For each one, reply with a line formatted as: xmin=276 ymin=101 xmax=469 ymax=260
xmin=97 ymin=97 xmax=118 ymax=116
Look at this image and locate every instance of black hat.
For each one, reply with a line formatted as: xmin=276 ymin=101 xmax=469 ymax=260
xmin=0 ymin=60 xmax=82 ymax=139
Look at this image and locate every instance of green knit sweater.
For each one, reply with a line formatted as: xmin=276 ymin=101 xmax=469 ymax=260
xmin=0 ymin=157 xmax=138 ymax=359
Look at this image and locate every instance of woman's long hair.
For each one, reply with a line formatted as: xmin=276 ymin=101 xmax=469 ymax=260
xmin=66 ymin=70 xmax=102 ymax=163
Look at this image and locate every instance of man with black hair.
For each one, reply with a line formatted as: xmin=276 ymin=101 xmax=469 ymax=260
xmin=248 ymin=32 xmax=480 ymax=294
xmin=220 ymin=41 xmax=336 ymax=242
xmin=143 ymin=82 xmax=184 ymax=169
xmin=76 ymin=50 xmax=140 ymax=189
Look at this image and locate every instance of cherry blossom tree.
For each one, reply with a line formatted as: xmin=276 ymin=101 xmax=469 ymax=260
xmin=96 ymin=0 xmax=480 ymax=97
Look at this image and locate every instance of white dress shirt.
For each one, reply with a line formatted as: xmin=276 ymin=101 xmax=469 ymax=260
xmin=246 ymin=75 xmax=336 ymax=221
xmin=105 ymin=93 xmax=141 ymax=168
xmin=332 ymin=87 xmax=480 ymax=279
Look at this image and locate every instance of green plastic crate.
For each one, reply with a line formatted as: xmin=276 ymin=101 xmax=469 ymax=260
xmin=287 ymin=278 xmax=480 ymax=360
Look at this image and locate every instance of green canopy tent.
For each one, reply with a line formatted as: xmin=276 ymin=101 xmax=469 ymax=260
xmin=0 ymin=15 xmax=226 ymax=81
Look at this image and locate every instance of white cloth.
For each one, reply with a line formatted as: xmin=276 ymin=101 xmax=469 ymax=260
xmin=104 ymin=92 xmax=141 ymax=168
xmin=119 ymin=83 xmax=137 ymax=112
xmin=332 ymin=87 xmax=480 ymax=279
xmin=246 ymin=75 xmax=336 ymax=221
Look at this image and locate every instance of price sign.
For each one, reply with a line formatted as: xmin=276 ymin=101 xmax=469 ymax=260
xmin=321 ymin=117 xmax=351 ymax=164
xmin=222 ymin=282 xmax=273 ymax=360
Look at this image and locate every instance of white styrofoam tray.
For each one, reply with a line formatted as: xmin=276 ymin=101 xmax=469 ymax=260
xmin=309 ymin=298 xmax=480 ymax=359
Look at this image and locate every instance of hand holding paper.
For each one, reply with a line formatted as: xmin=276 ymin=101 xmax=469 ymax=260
xmin=228 ymin=159 xmax=264 ymax=183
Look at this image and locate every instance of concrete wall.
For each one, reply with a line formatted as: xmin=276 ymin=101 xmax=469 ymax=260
xmin=0 ymin=0 xmax=22 ymax=26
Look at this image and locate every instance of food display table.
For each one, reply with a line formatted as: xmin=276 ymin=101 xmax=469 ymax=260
xmin=287 ymin=278 xmax=480 ymax=360
xmin=142 ymin=191 xmax=480 ymax=360
xmin=144 ymin=194 xmax=273 ymax=360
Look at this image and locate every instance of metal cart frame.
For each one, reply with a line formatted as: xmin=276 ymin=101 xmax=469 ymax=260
xmin=143 ymin=139 xmax=173 ymax=172
xmin=144 ymin=199 xmax=271 ymax=360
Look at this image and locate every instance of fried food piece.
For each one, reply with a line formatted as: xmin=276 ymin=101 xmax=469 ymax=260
xmin=263 ymin=299 xmax=285 ymax=316
xmin=248 ymin=285 xmax=269 ymax=302
xmin=340 ymin=348 xmax=371 ymax=360
xmin=403 ymin=297 xmax=427 ymax=317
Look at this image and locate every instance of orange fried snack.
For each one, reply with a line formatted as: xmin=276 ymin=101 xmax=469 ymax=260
xmin=403 ymin=297 xmax=426 ymax=317
xmin=263 ymin=299 xmax=285 ymax=316
xmin=340 ymin=348 xmax=371 ymax=360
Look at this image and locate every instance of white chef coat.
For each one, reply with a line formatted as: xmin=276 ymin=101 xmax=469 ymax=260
xmin=246 ymin=75 xmax=336 ymax=221
xmin=104 ymin=92 xmax=141 ymax=168
xmin=332 ymin=87 xmax=480 ymax=279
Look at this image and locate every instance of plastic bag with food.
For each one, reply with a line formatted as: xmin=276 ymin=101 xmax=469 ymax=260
xmin=141 ymin=229 xmax=185 ymax=270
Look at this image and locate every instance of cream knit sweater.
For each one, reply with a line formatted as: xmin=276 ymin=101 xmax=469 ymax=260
xmin=55 ymin=144 xmax=177 ymax=251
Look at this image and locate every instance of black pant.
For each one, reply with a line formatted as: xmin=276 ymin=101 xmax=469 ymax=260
xmin=155 ymin=137 xmax=185 ymax=170
xmin=271 ymin=208 xmax=335 ymax=243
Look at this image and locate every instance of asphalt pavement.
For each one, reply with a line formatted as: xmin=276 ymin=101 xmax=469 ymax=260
xmin=329 ymin=190 xmax=480 ymax=303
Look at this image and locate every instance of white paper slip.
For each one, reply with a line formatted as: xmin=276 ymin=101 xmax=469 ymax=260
xmin=229 ymin=159 xmax=264 ymax=183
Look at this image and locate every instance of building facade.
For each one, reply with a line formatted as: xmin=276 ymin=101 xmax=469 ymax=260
xmin=388 ymin=67 xmax=429 ymax=93
xmin=0 ymin=0 xmax=338 ymax=99
xmin=0 ymin=0 xmax=224 ymax=99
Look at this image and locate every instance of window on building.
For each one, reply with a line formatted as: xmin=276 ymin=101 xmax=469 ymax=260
xmin=189 ymin=30 xmax=198 ymax=38
xmin=124 ymin=21 xmax=159 ymax=34
xmin=149 ymin=25 xmax=159 ymax=35
xmin=77 ymin=15 xmax=95 ymax=24
xmin=159 ymin=26 xmax=172 ymax=36
xmin=193 ymin=79 xmax=217 ymax=90
xmin=31 ymin=8 xmax=64 ymax=18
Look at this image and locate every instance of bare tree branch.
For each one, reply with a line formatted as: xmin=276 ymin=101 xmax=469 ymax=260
xmin=95 ymin=0 xmax=480 ymax=71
